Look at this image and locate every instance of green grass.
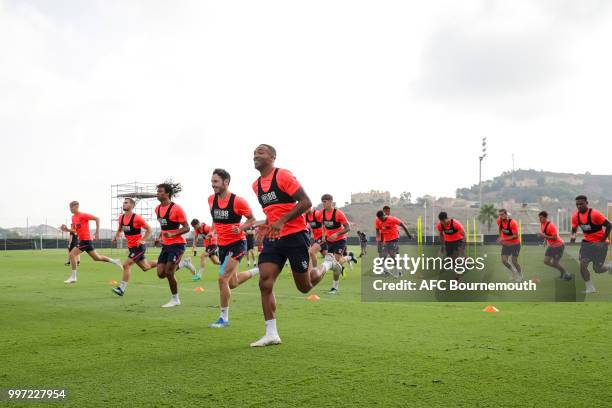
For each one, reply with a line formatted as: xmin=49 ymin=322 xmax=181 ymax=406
xmin=1 ymin=246 xmax=612 ymax=407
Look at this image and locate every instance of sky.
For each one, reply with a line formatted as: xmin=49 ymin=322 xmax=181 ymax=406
xmin=1 ymin=0 xmax=611 ymax=228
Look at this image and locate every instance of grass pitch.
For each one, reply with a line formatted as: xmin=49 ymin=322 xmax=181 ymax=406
xmin=1 ymin=246 xmax=612 ymax=407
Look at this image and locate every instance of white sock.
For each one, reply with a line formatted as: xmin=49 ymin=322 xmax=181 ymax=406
xmin=332 ymin=280 xmax=339 ymax=290
xmin=249 ymin=267 xmax=260 ymax=277
xmin=265 ymin=319 xmax=278 ymax=337
xmin=342 ymin=255 xmax=352 ymax=262
xmin=586 ymin=280 xmax=595 ymax=290
xmin=119 ymin=281 xmax=127 ymax=291
xmin=71 ymin=270 xmax=77 ymax=280
xmin=172 ymin=294 xmax=179 ymax=301
xmin=220 ymin=307 xmax=229 ymax=321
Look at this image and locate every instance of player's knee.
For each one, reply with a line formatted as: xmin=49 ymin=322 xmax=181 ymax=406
xmin=296 ymin=284 xmax=311 ymax=294
xmin=258 ymin=278 xmax=273 ymax=293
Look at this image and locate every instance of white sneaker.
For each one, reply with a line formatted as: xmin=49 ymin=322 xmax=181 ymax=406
xmin=111 ymin=259 xmax=123 ymax=270
xmin=178 ymin=258 xmax=195 ymax=272
xmin=64 ymin=278 xmax=77 ymax=284
xmin=161 ymin=298 xmax=181 ymax=308
xmin=582 ymin=287 xmax=596 ymax=294
xmin=324 ymin=254 xmax=342 ymax=273
xmin=250 ymin=334 xmax=282 ymax=347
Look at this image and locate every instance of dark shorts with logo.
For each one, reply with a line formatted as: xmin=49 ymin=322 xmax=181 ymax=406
xmin=205 ymin=244 xmax=219 ymax=257
xmin=327 ymin=239 xmax=347 ymax=256
xmin=219 ymin=240 xmax=247 ymax=265
xmin=501 ymin=244 xmax=521 ymax=257
xmin=383 ymin=239 xmax=399 ymax=256
xmin=445 ymin=240 xmax=464 ymax=256
xmin=77 ymin=240 xmax=95 ymax=253
xmin=68 ymin=236 xmax=79 ymax=251
xmin=158 ymin=244 xmax=185 ymax=265
xmin=579 ymin=241 xmax=608 ymax=267
xmin=259 ymin=231 xmax=310 ymax=274
xmin=544 ymin=244 xmax=564 ymax=260
xmin=128 ymin=245 xmax=146 ymax=262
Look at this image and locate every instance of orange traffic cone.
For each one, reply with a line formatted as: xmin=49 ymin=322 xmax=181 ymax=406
xmin=194 ymin=287 xmax=204 ymax=293
xmin=109 ymin=279 xmax=118 ymax=285
xmin=483 ymin=305 xmax=499 ymax=313
xmin=307 ymin=294 xmax=320 ymax=301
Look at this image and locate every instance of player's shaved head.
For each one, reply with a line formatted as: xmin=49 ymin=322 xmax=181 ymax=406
xmin=69 ymin=201 xmax=79 ymax=207
xmin=254 ymin=144 xmax=276 ymax=171
xmin=259 ymin=144 xmax=276 ymax=158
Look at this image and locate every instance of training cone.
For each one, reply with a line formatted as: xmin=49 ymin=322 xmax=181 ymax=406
xmin=483 ymin=305 xmax=499 ymax=313
xmin=109 ymin=279 xmax=118 ymax=285
xmin=194 ymin=287 xmax=204 ymax=293
xmin=307 ymin=294 xmax=320 ymax=301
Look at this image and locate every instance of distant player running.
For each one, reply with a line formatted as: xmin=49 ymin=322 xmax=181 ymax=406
xmin=537 ymin=211 xmax=571 ymax=281
xmin=251 ymin=144 xmax=341 ymax=347
xmin=111 ymin=198 xmax=157 ymax=296
xmin=570 ymin=195 xmax=612 ymax=294
xmin=154 ymin=181 xmax=193 ymax=308
xmin=60 ymin=201 xmax=121 ymax=283
xmin=437 ymin=212 xmax=465 ymax=257
xmin=436 ymin=212 xmax=466 ymax=278
xmin=207 ymin=168 xmax=259 ymax=328
xmin=496 ymin=209 xmax=523 ymax=282
xmin=376 ymin=210 xmax=412 ymax=276
xmin=306 ymin=207 xmax=327 ymax=267
xmin=190 ymin=219 xmax=220 ymax=280
xmin=320 ymin=194 xmax=357 ymax=294
xmin=64 ymin=231 xmax=80 ymax=266
xmin=357 ymin=230 xmax=368 ymax=258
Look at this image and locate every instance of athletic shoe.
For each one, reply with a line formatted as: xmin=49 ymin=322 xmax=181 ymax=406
xmin=208 ymin=318 xmax=230 ymax=328
xmin=250 ymin=335 xmax=282 ymax=347
xmin=341 ymin=265 xmax=346 ymax=278
xmin=179 ymin=258 xmax=196 ymax=273
xmin=349 ymin=252 xmax=358 ymax=264
xmin=63 ymin=278 xmax=77 ymax=284
xmin=161 ymin=298 xmax=181 ymax=308
xmin=111 ymin=259 xmax=123 ymax=270
xmin=328 ymin=288 xmax=338 ymax=295
xmin=561 ymin=274 xmax=573 ymax=281
xmin=191 ymin=273 xmax=202 ymax=281
xmin=64 ymin=261 xmax=70 ymax=266
xmin=582 ymin=287 xmax=596 ymax=294
xmin=112 ymin=287 xmax=124 ymax=296
xmin=324 ymin=254 xmax=342 ymax=274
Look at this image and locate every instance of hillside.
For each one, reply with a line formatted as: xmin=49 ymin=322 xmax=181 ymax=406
xmin=456 ymin=169 xmax=612 ymax=206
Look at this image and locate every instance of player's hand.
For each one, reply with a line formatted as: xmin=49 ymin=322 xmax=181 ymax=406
xmin=496 ymin=237 xmax=502 ymax=244
xmin=154 ymin=238 xmax=160 ymax=247
xmin=569 ymin=235 xmax=576 ymax=244
xmin=163 ymin=232 xmax=172 ymax=238
xmin=94 ymin=233 xmax=100 ymax=240
xmin=232 ymin=225 xmax=241 ymax=234
xmin=329 ymin=233 xmax=338 ymax=241
xmin=536 ymin=232 xmax=544 ymax=238
xmin=256 ymin=224 xmax=271 ymax=241
xmin=60 ymin=224 xmax=68 ymax=232
xmin=138 ymin=240 xmax=146 ymax=246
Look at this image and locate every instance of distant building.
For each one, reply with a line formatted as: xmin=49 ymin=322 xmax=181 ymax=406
xmin=351 ymin=190 xmax=391 ymax=204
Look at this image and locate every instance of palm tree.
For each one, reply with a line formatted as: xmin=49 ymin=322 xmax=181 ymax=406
xmin=478 ymin=204 xmax=497 ymax=232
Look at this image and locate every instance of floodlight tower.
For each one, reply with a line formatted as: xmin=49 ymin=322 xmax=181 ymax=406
xmin=478 ymin=137 xmax=487 ymax=208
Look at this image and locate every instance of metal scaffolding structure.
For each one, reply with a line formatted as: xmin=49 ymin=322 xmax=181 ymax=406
xmin=110 ymin=182 xmax=158 ymax=247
